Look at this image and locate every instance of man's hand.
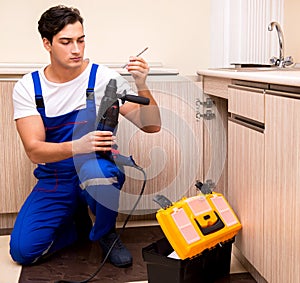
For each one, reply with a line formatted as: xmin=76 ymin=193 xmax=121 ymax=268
xmin=126 ymin=56 xmax=149 ymax=90
xmin=72 ymin=131 xmax=115 ymax=155
xmin=121 ymin=57 xmax=161 ymax=133
xmin=16 ymin=115 xmax=116 ymax=164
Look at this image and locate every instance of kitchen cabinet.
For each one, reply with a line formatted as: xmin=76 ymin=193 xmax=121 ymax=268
xmin=202 ymin=94 xmax=228 ymax=196
xmin=202 ymin=77 xmax=230 ymax=196
xmin=200 ymin=69 xmax=300 ymax=283
xmin=228 ymin=84 xmax=300 ymax=283
xmin=119 ymin=76 xmax=204 ymax=214
xmin=203 ymin=80 xmax=266 ymax=277
xmin=264 ymin=92 xmax=300 ymax=283
xmin=0 ymin=74 xmax=205 ymax=227
xmin=228 ymin=119 xmax=265 ymax=274
xmin=0 ymin=80 xmax=36 ymax=229
xmin=202 ymin=76 xmax=229 ymax=99
xmin=228 ymin=84 xmax=265 ymax=276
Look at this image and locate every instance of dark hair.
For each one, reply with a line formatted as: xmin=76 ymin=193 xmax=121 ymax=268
xmin=38 ymin=5 xmax=83 ymax=43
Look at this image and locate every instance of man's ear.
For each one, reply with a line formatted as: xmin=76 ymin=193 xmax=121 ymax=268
xmin=42 ymin=38 xmax=52 ymax=52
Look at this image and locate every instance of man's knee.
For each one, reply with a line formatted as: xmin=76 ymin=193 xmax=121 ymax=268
xmin=9 ymin=234 xmax=46 ymax=265
xmin=80 ymin=158 xmax=119 ymax=180
xmin=79 ymin=158 xmax=125 ymax=189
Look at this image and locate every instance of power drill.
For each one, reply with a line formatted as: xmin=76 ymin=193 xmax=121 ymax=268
xmin=96 ymin=78 xmax=150 ymax=166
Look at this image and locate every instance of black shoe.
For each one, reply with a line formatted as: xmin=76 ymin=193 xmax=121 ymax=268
xmin=99 ymin=232 xmax=133 ymax=268
xmin=74 ymin=203 xmax=93 ymax=242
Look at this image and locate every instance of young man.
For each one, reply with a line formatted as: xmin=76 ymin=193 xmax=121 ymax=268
xmin=9 ymin=5 xmax=161 ymax=268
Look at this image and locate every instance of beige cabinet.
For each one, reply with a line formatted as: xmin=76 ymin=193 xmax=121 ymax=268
xmin=2 ymin=76 xmax=205 ymax=225
xmin=112 ymin=76 xmax=205 ymax=214
xmin=228 ymin=84 xmax=265 ymax=123
xmin=264 ymin=92 xmax=300 ymax=283
xmin=227 ymin=84 xmax=265 ymax=275
xmin=228 ymin=120 xmax=265 ymax=275
xmin=0 ymin=80 xmax=36 ymax=228
xmin=226 ymin=82 xmax=300 ymax=283
xmin=201 ymin=74 xmax=300 ymax=283
xmin=0 ymin=75 xmax=205 ymax=227
xmin=202 ymin=77 xmax=231 ymax=196
xmin=202 ymin=94 xmax=228 ymax=196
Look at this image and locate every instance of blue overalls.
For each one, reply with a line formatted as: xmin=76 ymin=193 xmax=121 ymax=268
xmin=10 ymin=64 xmax=125 ymax=265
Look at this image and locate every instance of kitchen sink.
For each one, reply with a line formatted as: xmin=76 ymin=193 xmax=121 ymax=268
xmin=211 ymin=65 xmax=300 ymax=72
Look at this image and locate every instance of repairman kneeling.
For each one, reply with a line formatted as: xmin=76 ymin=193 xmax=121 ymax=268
xmin=9 ymin=5 xmax=161 ymax=268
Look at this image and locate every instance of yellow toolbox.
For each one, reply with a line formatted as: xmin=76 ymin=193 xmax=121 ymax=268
xmin=155 ymin=191 xmax=242 ymax=260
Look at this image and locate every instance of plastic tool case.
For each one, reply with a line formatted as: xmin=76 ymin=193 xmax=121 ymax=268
xmin=155 ymin=192 xmax=242 ymax=260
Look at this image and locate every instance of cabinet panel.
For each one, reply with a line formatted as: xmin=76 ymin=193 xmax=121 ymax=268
xmin=203 ymin=95 xmax=228 ymax=196
xmin=264 ymin=94 xmax=300 ymax=283
xmin=228 ymin=85 xmax=264 ymax=123
xmin=118 ymin=77 xmax=204 ymax=213
xmin=203 ymin=76 xmax=231 ymax=99
xmin=228 ymin=120 xmax=265 ymax=274
xmin=0 ymin=81 xmax=36 ymax=214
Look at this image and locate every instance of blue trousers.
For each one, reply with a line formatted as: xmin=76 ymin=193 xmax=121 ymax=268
xmin=10 ymin=157 xmax=125 ymax=265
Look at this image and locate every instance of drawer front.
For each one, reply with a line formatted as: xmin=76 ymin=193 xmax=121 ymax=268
xmin=228 ymin=85 xmax=265 ymax=123
xmin=203 ymin=76 xmax=231 ymax=99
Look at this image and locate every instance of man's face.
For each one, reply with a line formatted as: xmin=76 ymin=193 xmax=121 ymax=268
xmin=44 ymin=21 xmax=85 ymax=69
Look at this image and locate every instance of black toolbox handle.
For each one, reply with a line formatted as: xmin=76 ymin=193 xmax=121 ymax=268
xmin=197 ymin=212 xmax=225 ymax=236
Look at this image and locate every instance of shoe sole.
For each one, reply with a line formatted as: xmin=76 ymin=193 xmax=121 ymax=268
xmin=109 ymin=259 xmax=133 ymax=268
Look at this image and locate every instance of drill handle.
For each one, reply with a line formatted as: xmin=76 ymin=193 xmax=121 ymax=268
xmin=121 ymin=94 xmax=150 ymax=105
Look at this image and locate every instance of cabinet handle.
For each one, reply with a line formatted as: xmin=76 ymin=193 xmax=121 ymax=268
xmin=265 ymin=89 xmax=300 ymax=100
xmin=228 ymin=84 xmax=265 ymax=94
xmin=229 ymin=114 xmax=264 ymax=133
xmin=229 ymin=80 xmax=268 ymax=91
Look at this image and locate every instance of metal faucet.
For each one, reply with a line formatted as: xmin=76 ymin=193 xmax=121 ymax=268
xmin=268 ymin=21 xmax=293 ymax=68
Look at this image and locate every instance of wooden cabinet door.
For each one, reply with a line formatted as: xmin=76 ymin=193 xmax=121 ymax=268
xmin=0 ymin=81 xmax=36 ymax=214
xmin=228 ymin=119 xmax=265 ymax=275
xmin=264 ymin=94 xmax=300 ymax=283
xmin=203 ymin=94 xmax=228 ymax=196
xmin=118 ymin=76 xmax=204 ymax=213
xmin=202 ymin=76 xmax=231 ymax=196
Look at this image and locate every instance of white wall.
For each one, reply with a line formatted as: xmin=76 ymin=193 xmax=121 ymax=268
xmin=284 ymin=0 xmax=300 ymax=63
xmin=0 ymin=0 xmax=210 ymax=75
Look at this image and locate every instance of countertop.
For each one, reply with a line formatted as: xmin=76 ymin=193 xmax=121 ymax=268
xmin=197 ymin=67 xmax=300 ymax=87
xmin=0 ymin=63 xmax=179 ymax=77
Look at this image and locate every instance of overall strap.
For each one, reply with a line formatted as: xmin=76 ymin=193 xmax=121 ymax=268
xmin=32 ymin=64 xmax=99 ymax=109
xmin=31 ymin=71 xmax=45 ymax=109
xmin=86 ymin=63 xmax=99 ymax=100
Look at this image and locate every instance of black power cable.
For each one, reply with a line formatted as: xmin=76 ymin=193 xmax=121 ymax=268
xmin=55 ymin=164 xmax=147 ymax=283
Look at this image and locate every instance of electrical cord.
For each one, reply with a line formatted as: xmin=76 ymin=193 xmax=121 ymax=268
xmin=55 ymin=164 xmax=147 ymax=283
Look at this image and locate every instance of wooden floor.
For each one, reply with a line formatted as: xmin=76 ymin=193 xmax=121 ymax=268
xmin=2 ymin=225 xmax=256 ymax=283
xmin=0 ymin=235 xmax=22 ymax=283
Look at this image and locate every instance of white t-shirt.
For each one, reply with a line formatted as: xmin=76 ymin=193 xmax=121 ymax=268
xmin=13 ymin=60 xmax=135 ymax=120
